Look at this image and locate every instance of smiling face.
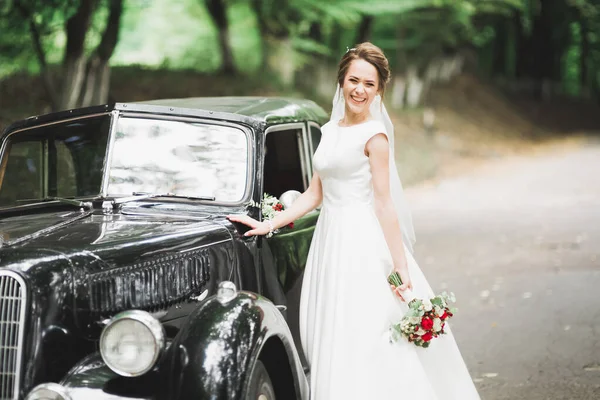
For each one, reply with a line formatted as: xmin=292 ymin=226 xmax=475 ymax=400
xmin=341 ymin=58 xmax=380 ymax=121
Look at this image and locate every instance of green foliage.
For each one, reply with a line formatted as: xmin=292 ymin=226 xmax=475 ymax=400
xmin=1 ymin=0 xmax=599 ymax=102
xmin=563 ymin=21 xmax=582 ymax=96
xmin=110 ymin=0 xmax=262 ymax=73
xmin=0 ymin=0 xmax=76 ymax=75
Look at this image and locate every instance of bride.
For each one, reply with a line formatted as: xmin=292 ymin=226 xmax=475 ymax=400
xmin=228 ymin=42 xmax=480 ymax=399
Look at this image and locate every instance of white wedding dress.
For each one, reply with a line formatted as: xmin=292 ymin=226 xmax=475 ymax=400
xmin=299 ymin=119 xmax=480 ymax=399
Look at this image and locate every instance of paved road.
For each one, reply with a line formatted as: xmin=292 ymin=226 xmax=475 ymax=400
xmin=406 ymin=138 xmax=600 ymax=400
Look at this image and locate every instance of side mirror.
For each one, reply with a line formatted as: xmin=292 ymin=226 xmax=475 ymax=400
xmin=279 ymin=190 xmax=301 ymax=209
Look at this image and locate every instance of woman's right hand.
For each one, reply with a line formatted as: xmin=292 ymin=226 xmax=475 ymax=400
xmin=227 ymin=214 xmax=271 ymax=237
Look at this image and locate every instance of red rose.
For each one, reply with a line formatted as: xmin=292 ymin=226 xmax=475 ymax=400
xmin=287 ymin=222 xmax=294 ymax=229
xmin=440 ymin=311 xmax=448 ymax=320
xmin=421 ymin=332 xmax=433 ymax=342
xmin=421 ymin=317 xmax=434 ymax=330
xmin=273 ymin=203 xmax=283 ymax=211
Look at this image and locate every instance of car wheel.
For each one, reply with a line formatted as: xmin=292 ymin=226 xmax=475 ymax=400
xmin=247 ymin=359 xmax=276 ymax=400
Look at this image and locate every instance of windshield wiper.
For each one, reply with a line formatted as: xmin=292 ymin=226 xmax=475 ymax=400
xmin=112 ymin=192 xmax=216 ymax=206
xmin=13 ymin=197 xmax=93 ymax=210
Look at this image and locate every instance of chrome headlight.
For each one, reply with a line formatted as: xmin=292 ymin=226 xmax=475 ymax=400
xmin=26 ymin=383 xmax=71 ymax=400
xmin=99 ymin=310 xmax=165 ymax=377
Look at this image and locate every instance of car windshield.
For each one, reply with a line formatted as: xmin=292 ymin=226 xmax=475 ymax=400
xmin=0 ymin=114 xmax=110 ymax=208
xmin=0 ymin=114 xmax=250 ymax=208
xmin=106 ymin=116 xmax=249 ymax=203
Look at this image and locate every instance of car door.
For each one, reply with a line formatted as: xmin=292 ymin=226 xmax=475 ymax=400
xmin=261 ymin=123 xmax=321 ymax=291
xmin=259 ymin=121 xmax=321 ymax=365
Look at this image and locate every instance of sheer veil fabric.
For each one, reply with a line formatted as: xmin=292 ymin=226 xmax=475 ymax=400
xmin=330 ymin=84 xmax=416 ymax=253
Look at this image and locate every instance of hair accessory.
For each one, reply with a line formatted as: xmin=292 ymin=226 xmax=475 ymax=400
xmin=346 ymin=46 xmax=356 ymax=54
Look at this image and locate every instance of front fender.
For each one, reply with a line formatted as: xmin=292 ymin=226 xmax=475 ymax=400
xmin=160 ymin=290 xmax=308 ymax=400
xmin=58 ymin=353 xmax=154 ymax=400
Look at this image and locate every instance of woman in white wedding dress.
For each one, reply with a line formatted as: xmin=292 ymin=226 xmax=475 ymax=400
xmin=229 ymin=42 xmax=480 ymax=399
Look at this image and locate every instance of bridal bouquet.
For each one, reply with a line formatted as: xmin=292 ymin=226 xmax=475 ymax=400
xmin=248 ymin=193 xmax=294 ymax=237
xmin=388 ymin=272 xmax=456 ymax=348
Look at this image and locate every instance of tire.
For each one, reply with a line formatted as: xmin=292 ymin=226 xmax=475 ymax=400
xmin=246 ymin=359 xmax=276 ymax=400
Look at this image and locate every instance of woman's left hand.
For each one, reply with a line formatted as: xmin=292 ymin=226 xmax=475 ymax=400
xmin=227 ymin=214 xmax=271 ymax=236
xmin=391 ymin=267 xmax=413 ymax=302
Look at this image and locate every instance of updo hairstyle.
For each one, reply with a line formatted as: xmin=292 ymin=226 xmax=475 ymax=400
xmin=337 ymin=42 xmax=391 ymax=98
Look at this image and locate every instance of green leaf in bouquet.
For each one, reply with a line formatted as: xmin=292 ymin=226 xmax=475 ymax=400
xmin=409 ymin=298 xmax=423 ymax=309
xmin=431 ymin=297 xmax=444 ymax=307
xmin=441 ymin=291 xmax=456 ymax=303
xmin=389 ymin=324 xmax=404 ymax=343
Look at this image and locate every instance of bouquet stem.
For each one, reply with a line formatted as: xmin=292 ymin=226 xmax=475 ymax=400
xmin=387 ymin=271 xmax=403 ymax=287
xmin=387 ymin=271 xmax=415 ymax=303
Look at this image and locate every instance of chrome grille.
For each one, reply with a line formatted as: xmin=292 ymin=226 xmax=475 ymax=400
xmin=0 ymin=272 xmax=26 ymax=400
xmin=88 ymin=248 xmax=211 ymax=313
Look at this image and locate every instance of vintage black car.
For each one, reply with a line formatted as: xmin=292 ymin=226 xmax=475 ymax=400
xmin=0 ymin=97 xmax=328 ymax=400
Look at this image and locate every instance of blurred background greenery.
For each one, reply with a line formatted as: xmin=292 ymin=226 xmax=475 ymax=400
xmin=1 ymin=0 xmax=599 ymax=184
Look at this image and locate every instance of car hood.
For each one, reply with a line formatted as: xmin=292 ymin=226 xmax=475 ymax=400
xmin=0 ymin=210 xmax=93 ymax=248
xmin=1 ymin=209 xmax=228 ymax=250
xmin=0 ymin=208 xmax=233 ymax=277
xmin=0 ymin=207 xmax=235 ymax=327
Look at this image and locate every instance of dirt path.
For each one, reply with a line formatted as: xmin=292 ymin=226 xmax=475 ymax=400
xmin=406 ymin=136 xmax=600 ymax=399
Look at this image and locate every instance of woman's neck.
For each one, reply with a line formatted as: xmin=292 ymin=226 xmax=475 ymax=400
xmin=340 ymin=109 xmax=371 ymax=127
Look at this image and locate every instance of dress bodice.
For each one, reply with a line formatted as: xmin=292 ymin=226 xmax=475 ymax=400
xmin=313 ymin=120 xmax=387 ymax=209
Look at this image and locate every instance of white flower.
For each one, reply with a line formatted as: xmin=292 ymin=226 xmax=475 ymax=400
xmin=423 ymin=301 xmax=432 ymax=312
xmin=433 ymin=318 xmax=443 ymax=332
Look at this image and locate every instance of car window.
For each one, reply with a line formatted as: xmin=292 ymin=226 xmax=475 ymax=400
xmin=263 ymin=127 xmax=307 ymax=197
xmin=107 ymin=117 xmax=249 ymax=203
xmin=56 ymin=141 xmax=77 ymax=197
xmin=0 ymin=114 xmax=110 ymax=207
xmin=0 ymin=141 xmax=43 ymax=204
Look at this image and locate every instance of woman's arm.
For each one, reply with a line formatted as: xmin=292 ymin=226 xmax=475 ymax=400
xmin=366 ymin=133 xmax=412 ymax=296
xmin=227 ymin=172 xmax=323 ymax=236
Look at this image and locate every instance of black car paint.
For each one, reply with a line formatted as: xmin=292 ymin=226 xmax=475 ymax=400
xmin=0 ymin=98 xmax=328 ymax=399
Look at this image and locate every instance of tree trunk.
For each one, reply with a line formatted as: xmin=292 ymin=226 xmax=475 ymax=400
xmin=266 ymin=37 xmax=295 ymax=87
xmin=81 ymin=0 xmax=123 ymax=106
xmin=295 ymin=21 xmax=327 ymax=93
xmin=580 ymin=20 xmax=589 ymax=89
xmin=14 ymin=0 xmax=58 ymax=110
xmin=405 ymin=65 xmax=424 ymax=108
xmin=492 ymin=18 xmax=508 ymax=77
xmin=390 ymin=75 xmax=406 ymax=109
xmin=250 ymin=0 xmax=267 ymax=68
xmin=205 ymin=0 xmax=235 ymax=74
xmin=354 ymin=16 xmax=373 ymax=45
xmin=59 ymin=0 xmax=97 ymax=110
xmin=531 ymin=2 xmax=554 ymax=99
xmin=514 ymin=9 xmax=530 ymax=80
xmin=61 ymin=57 xmax=88 ymax=110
